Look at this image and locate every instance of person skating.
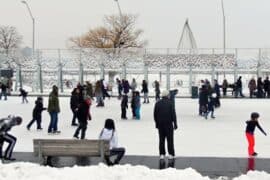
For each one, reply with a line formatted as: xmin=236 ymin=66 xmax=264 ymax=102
xmin=47 ymin=85 xmax=61 ymax=134
xmin=99 ymin=119 xmax=125 ymax=166
xmin=27 ymin=96 xmax=46 ymax=130
xmin=70 ymin=88 xmax=81 ymax=126
xmin=0 ymin=82 xmax=8 ymax=101
xmin=199 ymin=85 xmax=208 ymax=116
xmin=154 ymin=90 xmax=178 ymax=160
xmin=19 ymin=88 xmax=28 ymax=103
xmin=235 ymin=76 xmax=245 ymax=98
xmin=205 ymin=93 xmax=216 ymax=119
xmin=248 ymin=78 xmax=257 ymax=98
xmin=154 ymin=80 xmax=161 ymax=101
xmin=0 ymin=115 xmax=22 ymax=161
xmin=130 ymin=91 xmax=136 ymax=119
xmin=141 ymin=80 xmax=149 ymax=103
xmin=245 ymin=112 xmax=267 ymax=157
xmin=134 ymin=91 xmax=141 ymax=120
xmin=264 ymin=76 xmax=270 ymax=98
xmin=121 ymin=94 xmax=128 ymax=120
xmin=73 ymin=95 xmax=91 ymax=140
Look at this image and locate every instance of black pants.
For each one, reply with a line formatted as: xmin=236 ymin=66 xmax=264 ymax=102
xmin=155 ymin=92 xmax=160 ymax=101
xmin=105 ymin=147 xmax=125 ymax=164
xmin=121 ymin=107 xmax=127 ymax=119
xmin=71 ymin=109 xmax=78 ymax=125
xmin=74 ymin=120 xmax=87 ymax=139
xmin=131 ymin=107 xmax=136 ymax=118
xmin=158 ymin=126 xmax=175 ymax=156
xmin=22 ymin=96 xmax=28 ymax=103
xmin=27 ymin=116 xmax=42 ymax=129
xmin=0 ymin=134 xmax=16 ymax=159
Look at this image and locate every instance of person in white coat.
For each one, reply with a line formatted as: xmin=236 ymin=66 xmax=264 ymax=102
xmin=99 ymin=119 xmax=125 ymax=165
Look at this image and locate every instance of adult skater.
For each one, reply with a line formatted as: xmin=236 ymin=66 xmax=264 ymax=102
xmin=235 ymin=76 xmax=245 ymax=98
xmin=154 ymin=90 xmax=178 ymax=159
xmin=27 ymin=96 xmax=46 ymax=130
xmin=19 ymin=88 xmax=28 ymax=103
xmin=47 ymin=85 xmax=61 ymax=134
xmin=141 ymin=80 xmax=149 ymax=103
xmin=99 ymin=119 xmax=125 ymax=165
xmin=121 ymin=94 xmax=128 ymax=120
xmin=245 ymin=112 xmax=267 ymax=156
xmin=0 ymin=115 xmax=22 ymax=161
xmin=0 ymin=82 xmax=7 ymax=100
xmin=154 ymin=80 xmax=161 ymax=101
xmin=70 ymin=88 xmax=81 ymax=126
xmin=73 ymin=95 xmax=91 ymax=140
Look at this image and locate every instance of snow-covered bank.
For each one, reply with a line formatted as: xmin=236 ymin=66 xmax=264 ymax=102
xmin=0 ymin=162 xmax=269 ymax=180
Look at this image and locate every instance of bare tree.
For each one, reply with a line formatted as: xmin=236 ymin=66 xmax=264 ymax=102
xmin=69 ymin=14 xmax=147 ymax=49
xmin=0 ymin=26 xmax=22 ymax=55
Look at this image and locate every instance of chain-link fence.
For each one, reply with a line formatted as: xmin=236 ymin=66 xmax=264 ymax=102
xmin=0 ymin=48 xmax=269 ymax=95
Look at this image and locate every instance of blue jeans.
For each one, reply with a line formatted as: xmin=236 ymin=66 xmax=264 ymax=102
xmin=48 ymin=112 xmax=58 ymax=132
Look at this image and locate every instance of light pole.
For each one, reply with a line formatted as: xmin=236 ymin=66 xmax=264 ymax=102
xmin=221 ymin=0 xmax=226 ymax=53
xmin=21 ymin=0 xmax=35 ymax=56
xmin=114 ymin=0 xmax=123 ymax=18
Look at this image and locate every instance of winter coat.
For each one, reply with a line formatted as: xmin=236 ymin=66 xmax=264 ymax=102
xmin=214 ymin=84 xmax=221 ymax=97
xmin=199 ymin=89 xmax=208 ymax=105
xmin=47 ymin=92 xmax=60 ymax=113
xmin=141 ymin=82 xmax=148 ymax=93
xmin=70 ymin=93 xmax=81 ymax=111
xmin=1 ymin=84 xmax=7 ymax=92
xmin=154 ymin=97 xmax=177 ymax=129
xmin=134 ymin=96 xmax=141 ymax=108
xmin=19 ymin=89 xmax=28 ymax=97
xmin=99 ymin=128 xmax=118 ymax=149
xmin=77 ymin=98 xmax=91 ymax=122
xmin=0 ymin=117 xmax=18 ymax=135
xmin=123 ymin=81 xmax=130 ymax=94
xmin=33 ymin=100 xmax=46 ymax=119
xmin=248 ymin=79 xmax=257 ymax=91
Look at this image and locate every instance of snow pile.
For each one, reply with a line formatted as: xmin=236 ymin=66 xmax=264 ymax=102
xmin=0 ymin=162 xmax=269 ymax=180
xmin=234 ymin=171 xmax=270 ymax=180
xmin=0 ymin=162 xmax=211 ymax=180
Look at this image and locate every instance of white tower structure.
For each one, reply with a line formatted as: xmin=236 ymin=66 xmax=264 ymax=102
xmin=177 ymin=19 xmax=197 ymax=52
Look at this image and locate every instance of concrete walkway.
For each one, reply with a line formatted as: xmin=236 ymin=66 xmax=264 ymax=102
xmin=5 ymin=152 xmax=270 ymax=179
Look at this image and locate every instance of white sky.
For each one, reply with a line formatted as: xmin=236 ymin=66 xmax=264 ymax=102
xmin=0 ymin=0 xmax=270 ymax=49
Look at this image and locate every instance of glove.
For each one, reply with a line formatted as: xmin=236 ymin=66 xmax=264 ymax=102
xmin=264 ymin=132 xmax=267 ymax=136
xmin=174 ymin=124 xmax=178 ymax=130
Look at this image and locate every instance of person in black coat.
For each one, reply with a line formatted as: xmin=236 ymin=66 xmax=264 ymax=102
xmin=141 ymin=80 xmax=149 ymax=103
xmin=154 ymin=90 xmax=178 ymax=159
xmin=70 ymin=88 xmax=81 ymax=126
xmin=263 ymin=76 xmax=270 ymax=98
xmin=19 ymin=88 xmax=28 ymax=103
xmin=73 ymin=95 xmax=91 ymax=140
xmin=0 ymin=83 xmax=8 ymax=100
xmin=121 ymin=94 xmax=128 ymax=119
xmin=257 ymin=77 xmax=264 ymax=98
xmin=27 ymin=96 xmax=46 ymax=130
xmin=199 ymin=85 xmax=209 ymax=116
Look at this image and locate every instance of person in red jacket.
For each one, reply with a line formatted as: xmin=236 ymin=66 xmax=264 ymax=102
xmin=245 ymin=112 xmax=267 ymax=157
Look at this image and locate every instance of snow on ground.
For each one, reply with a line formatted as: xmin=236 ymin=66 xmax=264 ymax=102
xmin=0 ymin=97 xmax=270 ymax=157
xmin=0 ymin=162 xmax=269 ymax=180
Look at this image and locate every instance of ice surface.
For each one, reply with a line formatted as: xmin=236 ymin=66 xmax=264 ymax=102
xmin=0 ymin=97 xmax=270 ymax=157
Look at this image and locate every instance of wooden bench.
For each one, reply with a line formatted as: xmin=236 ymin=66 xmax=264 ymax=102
xmin=33 ymin=139 xmax=110 ymax=165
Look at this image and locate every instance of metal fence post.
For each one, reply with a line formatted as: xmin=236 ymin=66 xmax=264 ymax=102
xmin=234 ymin=48 xmax=238 ymax=83
xmin=122 ymin=63 xmax=127 ymax=80
xmin=57 ymin=49 xmax=63 ymax=93
xmin=166 ymin=64 xmax=170 ymax=90
xmin=189 ymin=65 xmax=193 ymax=95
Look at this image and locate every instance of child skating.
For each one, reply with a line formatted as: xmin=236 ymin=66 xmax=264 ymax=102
xmin=245 ymin=112 xmax=267 ymax=157
xmin=27 ymin=96 xmax=46 ymax=130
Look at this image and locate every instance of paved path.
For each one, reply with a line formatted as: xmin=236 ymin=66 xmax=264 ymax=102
xmin=5 ymin=152 xmax=270 ymax=179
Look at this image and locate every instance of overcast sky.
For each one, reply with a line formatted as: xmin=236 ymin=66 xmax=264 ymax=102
xmin=0 ymin=0 xmax=270 ymax=49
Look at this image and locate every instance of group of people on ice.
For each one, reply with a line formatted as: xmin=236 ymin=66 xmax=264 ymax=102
xmin=0 ymin=76 xmax=269 ymax=164
xmin=198 ymin=79 xmax=221 ymax=119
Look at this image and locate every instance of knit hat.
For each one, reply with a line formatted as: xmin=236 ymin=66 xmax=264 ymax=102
xmin=161 ymin=90 xmax=169 ymax=97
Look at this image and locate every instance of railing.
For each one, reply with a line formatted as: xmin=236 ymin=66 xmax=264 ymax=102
xmin=0 ymin=48 xmax=270 ymax=94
